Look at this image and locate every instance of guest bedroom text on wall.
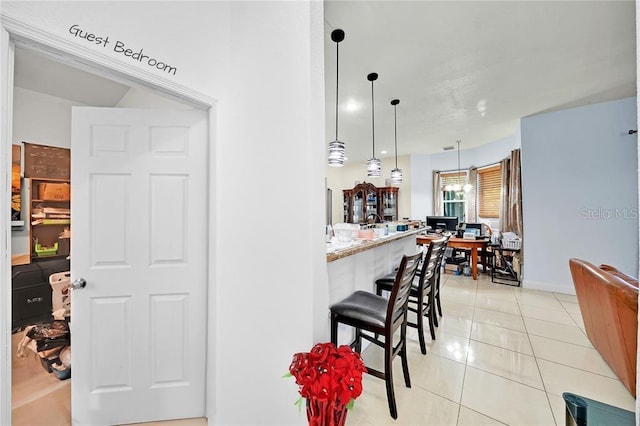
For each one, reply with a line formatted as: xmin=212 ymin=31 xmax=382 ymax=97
xmin=68 ymin=24 xmax=177 ymax=76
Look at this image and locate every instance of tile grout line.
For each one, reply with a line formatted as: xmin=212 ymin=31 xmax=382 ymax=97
xmin=521 ymin=291 xmax=559 ymax=425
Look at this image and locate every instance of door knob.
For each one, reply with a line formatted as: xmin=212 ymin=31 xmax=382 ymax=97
xmin=70 ymin=278 xmax=86 ymax=289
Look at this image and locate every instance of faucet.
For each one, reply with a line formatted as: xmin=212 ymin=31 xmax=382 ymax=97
xmin=366 ymin=213 xmax=382 ymax=226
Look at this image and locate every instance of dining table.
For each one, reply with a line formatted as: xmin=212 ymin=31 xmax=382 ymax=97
xmin=416 ymin=234 xmax=490 ymax=280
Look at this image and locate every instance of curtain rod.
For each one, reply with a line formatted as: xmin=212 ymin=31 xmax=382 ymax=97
xmin=437 ymin=160 xmax=501 ymax=174
xmin=435 ymin=148 xmax=519 ymax=173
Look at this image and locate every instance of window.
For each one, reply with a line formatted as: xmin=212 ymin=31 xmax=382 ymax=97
xmin=478 ymin=164 xmax=501 ymax=218
xmin=440 ymin=171 xmax=467 ymax=221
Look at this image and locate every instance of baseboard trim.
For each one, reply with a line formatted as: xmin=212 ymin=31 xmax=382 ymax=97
xmin=521 ymin=279 xmax=576 ymax=295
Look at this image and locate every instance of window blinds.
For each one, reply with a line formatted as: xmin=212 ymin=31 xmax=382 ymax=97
xmin=440 ymin=171 xmax=465 ymax=189
xmin=478 ymin=164 xmax=501 ymax=218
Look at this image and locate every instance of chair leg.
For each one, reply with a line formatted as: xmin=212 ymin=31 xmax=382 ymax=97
xmin=374 ymin=287 xmax=383 ymax=340
xmin=330 ymin=314 xmax=338 ymax=345
xmin=416 ymin=300 xmax=427 ymax=354
xmin=400 ymin=326 xmax=411 ymax=388
xmin=384 ymin=335 xmax=398 ymax=419
xmin=427 ymin=303 xmax=436 ymax=340
xmin=426 ymin=286 xmax=439 ymax=330
xmin=435 ymin=273 xmax=443 ymax=317
xmin=432 ymin=303 xmax=439 ymax=327
xmin=354 ymin=328 xmax=362 ymax=353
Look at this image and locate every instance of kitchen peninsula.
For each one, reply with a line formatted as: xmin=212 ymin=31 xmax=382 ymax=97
xmin=325 ymin=227 xmax=424 ymax=345
xmin=326 ymin=227 xmax=424 ymax=262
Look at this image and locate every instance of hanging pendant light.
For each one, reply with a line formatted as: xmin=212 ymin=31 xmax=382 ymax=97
xmin=390 ymin=99 xmax=403 ymax=184
xmin=453 ymin=140 xmax=463 ymax=191
xmin=446 ymin=140 xmax=473 ymax=192
xmin=458 ymin=140 xmax=472 ymax=192
xmin=366 ymin=72 xmax=381 ymax=177
xmin=328 ymin=29 xmax=346 ymax=167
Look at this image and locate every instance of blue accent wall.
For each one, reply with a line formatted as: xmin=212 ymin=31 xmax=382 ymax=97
xmin=521 ymin=97 xmax=638 ymax=292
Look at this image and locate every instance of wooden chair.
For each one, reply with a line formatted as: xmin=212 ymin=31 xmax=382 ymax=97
xmin=374 ymin=237 xmax=448 ymax=354
xmin=478 ymin=224 xmax=494 ymax=273
xmin=432 ymin=235 xmax=450 ymax=322
xmin=329 ymin=250 xmax=422 ymax=419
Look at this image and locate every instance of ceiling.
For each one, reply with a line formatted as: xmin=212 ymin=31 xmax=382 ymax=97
xmin=14 ymin=47 xmax=131 ymax=107
xmin=324 ymin=1 xmax=637 ymax=163
xmin=14 ymin=1 xmax=637 ymax=165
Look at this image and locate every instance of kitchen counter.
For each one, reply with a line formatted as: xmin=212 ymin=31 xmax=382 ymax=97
xmin=326 ymin=227 xmax=426 ymax=262
xmin=320 ymin=227 xmax=426 ymax=345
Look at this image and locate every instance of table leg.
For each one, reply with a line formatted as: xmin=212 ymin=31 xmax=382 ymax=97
xmin=471 ymin=249 xmax=478 ymax=280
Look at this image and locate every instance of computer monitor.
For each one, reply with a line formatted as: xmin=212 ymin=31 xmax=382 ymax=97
xmin=426 ymin=216 xmax=459 ymax=232
xmin=463 ymin=223 xmax=484 ymax=236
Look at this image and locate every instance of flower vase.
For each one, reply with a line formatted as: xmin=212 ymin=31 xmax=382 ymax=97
xmin=306 ymin=398 xmax=348 ymax=426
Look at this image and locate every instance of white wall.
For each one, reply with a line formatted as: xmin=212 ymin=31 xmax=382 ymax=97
xmin=3 ymin=2 xmax=325 ymax=425
xmin=12 ymin=87 xmax=77 ymax=149
xmin=216 ymin=3 xmax=325 ymax=424
xmin=409 ymin=135 xmax=521 ymax=220
xmin=521 ymin=97 xmax=638 ymax=293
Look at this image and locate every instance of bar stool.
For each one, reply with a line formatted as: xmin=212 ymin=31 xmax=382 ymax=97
xmin=374 ymin=238 xmax=447 ymax=354
xmin=432 ymin=234 xmax=451 ymax=322
xmin=329 ymin=250 xmax=422 ymax=419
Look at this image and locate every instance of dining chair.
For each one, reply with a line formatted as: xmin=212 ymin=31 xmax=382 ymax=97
xmin=329 ymin=250 xmax=422 ymax=419
xmin=478 ymin=223 xmax=494 ymax=273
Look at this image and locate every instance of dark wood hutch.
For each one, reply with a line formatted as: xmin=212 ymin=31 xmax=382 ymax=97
xmin=343 ymin=182 xmax=399 ymax=224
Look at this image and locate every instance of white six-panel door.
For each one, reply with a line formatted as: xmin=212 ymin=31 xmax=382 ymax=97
xmin=70 ymin=107 xmax=208 ymax=425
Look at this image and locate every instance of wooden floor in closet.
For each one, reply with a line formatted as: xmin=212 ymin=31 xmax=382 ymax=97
xmin=11 ymin=331 xmax=71 ymax=426
xmin=11 ymin=332 xmax=207 ymax=425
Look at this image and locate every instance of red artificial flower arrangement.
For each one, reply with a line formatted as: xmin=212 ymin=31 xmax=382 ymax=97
xmin=287 ymin=342 xmax=367 ymax=425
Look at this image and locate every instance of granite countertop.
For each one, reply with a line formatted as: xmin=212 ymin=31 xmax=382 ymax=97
xmin=326 ymin=227 xmax=426 ymax=262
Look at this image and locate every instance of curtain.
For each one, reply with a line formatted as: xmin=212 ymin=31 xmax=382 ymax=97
xmin=466 ymin=167 xmax=478 ymax=223
xmin=507 ymin=149 xmax=523 ymax=238
xmin=499 ymin=149 xmax=523 ymax=236
xmin=432 ymin=170 xmax=441 ymax=215
xmin=499 ymin=157 xmax=510 ymax=231
xmin=500 ymin=148 xmax=524 ymax=273
xmin=499 ymin=149 xmax=523 ymax=251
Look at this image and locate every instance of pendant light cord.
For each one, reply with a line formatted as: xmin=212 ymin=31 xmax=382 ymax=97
xmin=371 ymin=79 xmax=375 ymax=157
xmin=394 ymin=104 xmax=398 ymax=169
xmin=457 ymin=140 xmax=461 ymax=184
xmin=335 ymin=39 xmax=339 ymax=141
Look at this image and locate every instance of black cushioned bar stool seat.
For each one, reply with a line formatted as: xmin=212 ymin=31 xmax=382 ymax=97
xmin=330 ymin=291 xmax=388 ymax=327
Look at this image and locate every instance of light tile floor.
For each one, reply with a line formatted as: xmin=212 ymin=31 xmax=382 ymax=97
xmin=13 ymin=272 xmax=636 ymax=425
xmin=346 ymin=273 xmax=636 ymax=425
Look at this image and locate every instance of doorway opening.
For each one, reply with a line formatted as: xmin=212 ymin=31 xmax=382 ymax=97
xmin=3 ymin=23 xmax=215 ymax=424
xmin=10 ymin=46 xmax=194 ymax=425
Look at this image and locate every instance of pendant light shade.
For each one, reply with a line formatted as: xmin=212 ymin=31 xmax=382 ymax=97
xmin=390 ymin=168 xmax=403 ymax=183
xmin=367 ymin=158 xmax=381 ymax=177
xmin=328 ymin=140 xmax=345 ymax=166
xmin=367 ymin=72 xmax=381 ymax=177
xmin=390 ymin=99 xmax=403 ymax=184
xmin=328 ymin=29 xmax=346 ymax=167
